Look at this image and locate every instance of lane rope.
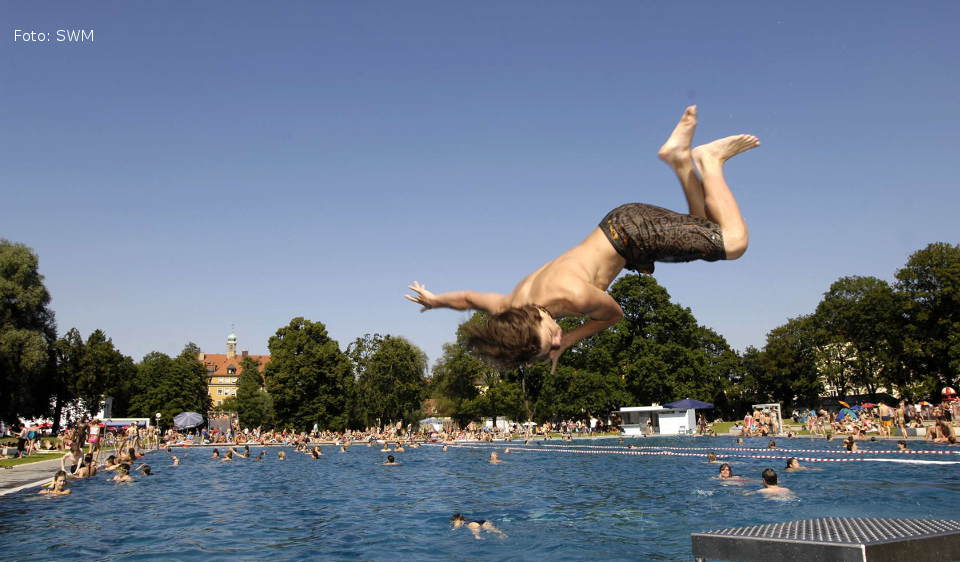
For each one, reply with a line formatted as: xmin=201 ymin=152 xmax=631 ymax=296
xmin=441 ymin=444 xmax=960 ymax=464
xmin=533 ymin=443 xmax=959 ymax=455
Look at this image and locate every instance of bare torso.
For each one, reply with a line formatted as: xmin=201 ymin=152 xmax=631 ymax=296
xmin=505 ymin=228 xmax=626 ymax=318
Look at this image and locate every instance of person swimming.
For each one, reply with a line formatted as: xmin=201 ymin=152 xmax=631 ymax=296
xmin=171 ymin=455 xmax=181 ymax=466
xmin=103 ymin=454 xmax=119 ymax=471
xmin=757 ymin=468 xmax=794 ymax=498
xmin=489 ymin=452 xmax=504 ymax=464
xmin=278 ymin=450 xmax=286 ymax=460
xmin=784 ymin=457 xmax=804 ymax=471
xmin=717 ymin=463 xmax=735 ymax=479
xmin=222 ymin=450 xmax=234 ymax=462
xmin=706 ymin=452 xmax=718 ymax=463
xmin=112 ymin=464 xmax=134 ymax=483
xmin=211 ymin=448 xmax=220 ymax=459
xmin=450 ymin=513 xmax=508 ymax=540
xmin=384 ymin=455 xmax=398 ymax=466
xmin=39 ymin=470 xmax=72 ymax=495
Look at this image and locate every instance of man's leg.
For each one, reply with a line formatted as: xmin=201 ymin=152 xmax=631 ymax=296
xmin=692 ymin=135 xmax=760 ymax=259
xmin=658 ymin=106 xmax=706 ymax=218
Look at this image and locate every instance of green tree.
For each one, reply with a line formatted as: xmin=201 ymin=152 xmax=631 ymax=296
xmin=128 ymin=344 xmax=211 ymax=426
xmin=76 ymin=329 xmax=134 ymax=416
xmin=814 ymin=276 xmax=900 ymax=397
xmin=760 ymin=315 xmax=822 ymax=409
xmin=264 ymin=317 xmax=352 ymax=431
xmin=236 ymin=355 xmax=273 ymax=429
xmin=53 ymin=328 xmax=84 ymax=429
xmin=537 ymin=365 xmax=628 ymax=423
xmin=348 ymin=334 xmax=427 ymax=429
xmin=0 ymin=240 xmax=57 ymax=424
xmin=895 ymin=242 xmax=960 ymax=395
xmin=559 ymin=275 xmax=737 ymax=415
xmin=429 ymin=342 xmax=486 ymax=428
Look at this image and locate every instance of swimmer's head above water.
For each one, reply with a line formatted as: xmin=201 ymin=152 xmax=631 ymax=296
xmin=463 ymin=305 xmax=561 ymax=368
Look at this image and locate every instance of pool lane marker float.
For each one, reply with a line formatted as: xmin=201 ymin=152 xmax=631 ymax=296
xmin=535 ymin=443 xmax=960 ymax=455
xmin=442 ymin=444 xmax=960 ymax=464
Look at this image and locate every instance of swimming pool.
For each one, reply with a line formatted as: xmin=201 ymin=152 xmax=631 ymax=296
xmin=2 ymin=436 xmax=958 ymax=560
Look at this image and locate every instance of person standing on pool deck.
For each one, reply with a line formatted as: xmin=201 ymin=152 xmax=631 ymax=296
xmin=405 ymin=106 xmax=758 ymax=370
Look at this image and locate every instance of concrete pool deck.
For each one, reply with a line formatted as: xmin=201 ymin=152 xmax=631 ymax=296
xmin=0 ymin=456 xmax=65 ymax=496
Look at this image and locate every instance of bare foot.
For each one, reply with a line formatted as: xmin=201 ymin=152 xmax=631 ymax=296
xmin=692 ymin=134 xmax=760 ymax=166
xmin=658 ymin=105 xmax=697 ymax=166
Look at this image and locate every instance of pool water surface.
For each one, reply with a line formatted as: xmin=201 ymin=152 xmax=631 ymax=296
xmin=1 ymin=436 xmax=958 ymax=561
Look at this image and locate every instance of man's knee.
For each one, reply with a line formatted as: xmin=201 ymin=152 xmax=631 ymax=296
xmin=723 ymin=232 xmax=748 ymax=260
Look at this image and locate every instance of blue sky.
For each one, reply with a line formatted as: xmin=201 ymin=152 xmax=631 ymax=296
xmin=3 ymin=2 xmax=958 ymax=367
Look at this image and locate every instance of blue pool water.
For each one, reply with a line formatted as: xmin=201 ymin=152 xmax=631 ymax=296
xmin=2 ymin=437 xmax=959 ymax=560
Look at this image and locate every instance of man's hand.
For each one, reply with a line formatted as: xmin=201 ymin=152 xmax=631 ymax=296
xmin=404 ymin=281 xmax=437 ymax=312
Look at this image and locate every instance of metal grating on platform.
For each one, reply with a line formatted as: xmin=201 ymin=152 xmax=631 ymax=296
xmin=692 ymin=517 xmax=960 ymax=562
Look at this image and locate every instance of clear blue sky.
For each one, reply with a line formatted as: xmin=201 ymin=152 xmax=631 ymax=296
xmin=3 ymin=2 xmax=958 ymax=367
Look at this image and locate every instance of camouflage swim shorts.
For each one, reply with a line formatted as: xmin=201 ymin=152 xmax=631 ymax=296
xmin=599 ymin=203 xmax=726 ymax=274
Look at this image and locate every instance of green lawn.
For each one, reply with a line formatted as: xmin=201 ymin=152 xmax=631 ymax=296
xmin=0 ymin=452 xmax=65 ymax=468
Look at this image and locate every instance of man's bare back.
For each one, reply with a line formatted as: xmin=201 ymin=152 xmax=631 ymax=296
xmin=406 ymin=106 xmax=759 ymax=369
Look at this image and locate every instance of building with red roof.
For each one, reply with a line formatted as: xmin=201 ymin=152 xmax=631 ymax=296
xmin=199 ymin=332 xmax=270 ymax=407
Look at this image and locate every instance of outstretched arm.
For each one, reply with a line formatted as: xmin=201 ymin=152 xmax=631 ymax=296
xmin=405 ymin=281 xmax=507 ymax=314
xmin=549 ymin=290 xmax=623 ymax=373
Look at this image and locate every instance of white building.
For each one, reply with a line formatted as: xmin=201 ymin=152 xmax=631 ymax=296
xmin=618 ymin=405 xmax=696 ymax=436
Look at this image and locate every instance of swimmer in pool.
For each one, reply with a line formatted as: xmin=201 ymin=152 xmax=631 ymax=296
xmin=757 ymin=468 xmax=794 ymax=498
xmin=706 ymin=452 xmax=718 ymax=463
xmin=406 ymin=106 xmax=758 ymax=370
xmin=716 ymin=463 xmax=736 ymax=480
xmin=451 ymin=513 xmax=508 ymax=540
xmin=489 ymin=452 xmax=504 ymax=464
xmin=222 ymin=450 xmax=234 ymax=462
xmin=103 ymin=455 xmax=119 ymax=472
xmin=171 ymin=455 xmax=181 ymax=466
xmin=897 ymin=440 xmax=907 ymax=451
xmin=380 ymin=443 xmax=390 ymax=452
xmin=211 ymin=448 xmax=220 ymax=459
xmin=384 ymin=455 xmax=399 ymax=466
xmin=278 ymin=451 xmax=286 ymax=460
xmin=39 ymin=470 xmax=72 ymax=495
xmin=784 ymin=457 xmax=805 ymax=471
xmin=111 ymin=464 xmax=134 ymax=483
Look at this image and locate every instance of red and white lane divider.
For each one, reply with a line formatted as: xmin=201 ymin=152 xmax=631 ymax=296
xmin=536 ymin=443 xmax=959 ymax=455
xmin=442 ymin=444 xmax=960 ymax=465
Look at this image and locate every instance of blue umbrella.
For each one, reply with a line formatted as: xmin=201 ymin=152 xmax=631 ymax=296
xmin=664 ymin=398 xmax=714 ymax=409
xmin=419 ymin=417 xmax=442 ymax=425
